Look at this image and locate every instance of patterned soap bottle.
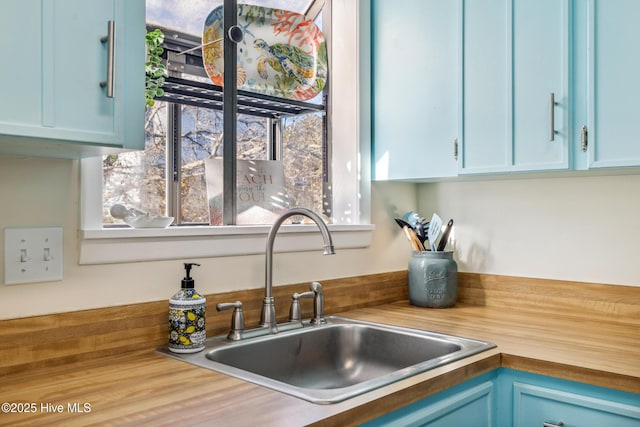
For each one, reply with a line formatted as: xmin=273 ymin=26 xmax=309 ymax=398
xmin=168 ymin=263 xmax=206 ymax=353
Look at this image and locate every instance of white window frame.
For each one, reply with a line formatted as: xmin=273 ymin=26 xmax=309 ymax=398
xmin=79 ymin=0 xmax=372 ymax=265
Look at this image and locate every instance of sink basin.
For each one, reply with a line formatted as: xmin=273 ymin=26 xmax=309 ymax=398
xmin=157 ymin=316 xmax=495 ymax=403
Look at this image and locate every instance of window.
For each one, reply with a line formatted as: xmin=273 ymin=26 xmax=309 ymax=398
xmin=80 ymin=0 xmax=371 ymax=264
xmin=103 ymin=0 xmax=328 ymax=226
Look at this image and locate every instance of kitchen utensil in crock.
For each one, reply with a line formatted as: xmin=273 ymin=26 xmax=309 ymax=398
xmin=436 ymin=219 xmax=454 ymax=251
xmin=427 ymin=213 xmax=443 ymax=251
xmin=403 ymin=226 xmax=425 ymax=251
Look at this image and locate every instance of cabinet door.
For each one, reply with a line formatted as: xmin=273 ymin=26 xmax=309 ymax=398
xmin=372 ymin=0 xmax=459 ymax=180
xmin=0 ymin=0 xmax=144 ymax=157
xmin=363 ymin=380 xmax=495 ymax=427
xmin=50 ymin=0 xmax=123 ymax=143
xmin=513 ymin=382 xmax=640 ymax=427
xmin=459 ymin=0 xmax=511 ymax=173
xmin=512 ymin=0 xmax=569 ymax=171
xmin=587 ymin=0 xmax=640 ymax=168
xmin=460 ymin=0 xmax=569 ymax=174
xmin=0 ymin=0 xmax=43 ymax=130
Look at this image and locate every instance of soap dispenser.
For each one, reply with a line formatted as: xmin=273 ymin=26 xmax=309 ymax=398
xmin=168 ymin=263 xmax=206 ymax=353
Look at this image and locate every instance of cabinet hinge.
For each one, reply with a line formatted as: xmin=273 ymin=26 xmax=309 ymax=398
xmin=453 ymin=138 xmax=459 ymax=161
xmin=581 ymin=125 xmax=588 ymax=152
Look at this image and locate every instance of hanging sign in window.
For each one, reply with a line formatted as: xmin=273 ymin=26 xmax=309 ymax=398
xmin=205 ymin=158 xmax=289 ymax=225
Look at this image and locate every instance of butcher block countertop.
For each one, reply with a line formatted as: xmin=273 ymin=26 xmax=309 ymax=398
xmin=0 ymin=273 xmax=638 ymax=426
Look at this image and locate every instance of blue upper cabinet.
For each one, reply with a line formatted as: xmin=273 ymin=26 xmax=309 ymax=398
xmin=371 ymin=0 xmax=637 ymax=180
xmin=0 ymin=0 xmax=145 ymax=158
xmin=459 ymin=0 xmax=511 ymax=173
xmin=372 ymin=0 xmax=459 ymax=180
xmin=512 ymin=0 xmax=569 ymax=172
xmin=459 ymin=0 xmax=570 ymax=174
xmin=584 ymin=0 xmax=640 ymax=169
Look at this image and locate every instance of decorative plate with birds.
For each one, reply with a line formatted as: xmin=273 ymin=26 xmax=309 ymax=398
xmin=202 ymin=4 xmax=328 ymax=101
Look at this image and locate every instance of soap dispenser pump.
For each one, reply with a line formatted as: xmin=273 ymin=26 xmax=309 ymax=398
xmin=168 ymin=263 xmax=206 ymax=353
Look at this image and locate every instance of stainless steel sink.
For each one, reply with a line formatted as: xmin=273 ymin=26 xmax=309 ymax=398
xmin=157 ymin=316 xmax=495 ymax=404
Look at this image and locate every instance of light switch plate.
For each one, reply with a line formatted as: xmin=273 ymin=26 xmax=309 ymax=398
xmin=4 ymin=227 xmax=63 ymax=285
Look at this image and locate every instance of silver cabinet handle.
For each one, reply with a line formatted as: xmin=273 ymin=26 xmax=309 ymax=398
xmin=549 ymin=92 xmax=556 ymax=141
xmin=543 ymin=422 xmax=564 ymax=427
xmin=581 ymin=125 xmax=588 ymax=152
xmin=100 ymin=20 xmax=115 ymax=98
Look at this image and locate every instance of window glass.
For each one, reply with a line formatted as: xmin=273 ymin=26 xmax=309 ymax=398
xmin=178 ymin=107 xmax=270 ymax=224
xmin=102 ymin=102 xmax=167 ymax=224
xmin=282 ymin=113 xmax=327 ymax=217
xmin=103 ymin=0 xmax=327 ymax=226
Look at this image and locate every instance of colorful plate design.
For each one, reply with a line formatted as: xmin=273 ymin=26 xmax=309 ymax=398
xmin=202 ymin=4 xmax=328 ymax=101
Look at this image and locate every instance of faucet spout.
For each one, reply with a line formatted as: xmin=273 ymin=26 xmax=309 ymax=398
xmin=261 ymin=208 xmax=335 ymax=328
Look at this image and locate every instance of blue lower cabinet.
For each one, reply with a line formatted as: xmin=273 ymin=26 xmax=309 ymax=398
xmin=363 ymin=369 xmax=640 ymax=426
xmin=502 ymin=370 xmax=640 ymax=427
xmin=361 ymin=372 xmax=496 ymax=427
xmin=513 ymin=382 xmax=640 ymax=427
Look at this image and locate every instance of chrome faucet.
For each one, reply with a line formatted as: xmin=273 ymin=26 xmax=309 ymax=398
xmin=261 ymin=208 xmax=335 ymax=329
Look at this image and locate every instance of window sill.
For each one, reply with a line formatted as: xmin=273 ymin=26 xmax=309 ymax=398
xmin=79 ymin=224 xmax=375 ymax=265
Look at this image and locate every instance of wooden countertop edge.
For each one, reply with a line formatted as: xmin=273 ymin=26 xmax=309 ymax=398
xmin=307 ymin=350 xmax=502 ymax=427
xmin=500 ymin=353 xmax=640 ymax=395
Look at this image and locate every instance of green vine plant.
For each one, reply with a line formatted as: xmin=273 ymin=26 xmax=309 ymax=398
xmin=145 ymin=29 xmax=167 ymax=108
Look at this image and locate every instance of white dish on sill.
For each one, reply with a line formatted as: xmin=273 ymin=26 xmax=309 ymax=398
xmin=123 ymin=215 xmax=174 ymax=229
xmin=110 ymin=204 xmax=173 ymax=228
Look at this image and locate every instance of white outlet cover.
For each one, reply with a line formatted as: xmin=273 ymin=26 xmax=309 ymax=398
xmin=4 ymin=227 xmax=63 ymax=285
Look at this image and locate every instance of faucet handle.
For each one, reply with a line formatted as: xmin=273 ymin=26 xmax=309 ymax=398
xmin=289 ymin=291 xmax=314 ymax=322
xmin=217 ymin=301 xmax=245 ymax=341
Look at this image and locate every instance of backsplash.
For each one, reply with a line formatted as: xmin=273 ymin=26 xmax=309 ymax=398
xmin=0 ymin=271 xmax=407 ymax=376
xmin=2 ymin=271 xmax=636 ymax=377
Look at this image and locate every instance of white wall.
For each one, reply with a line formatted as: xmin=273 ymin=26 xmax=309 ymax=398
xmin=4 ymin=155 xmax=637 ymax=320
xmin=418 ymin=173 xmax=640 ymax=287
xmin=0 ymin=156 xmax=415 ymax=320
